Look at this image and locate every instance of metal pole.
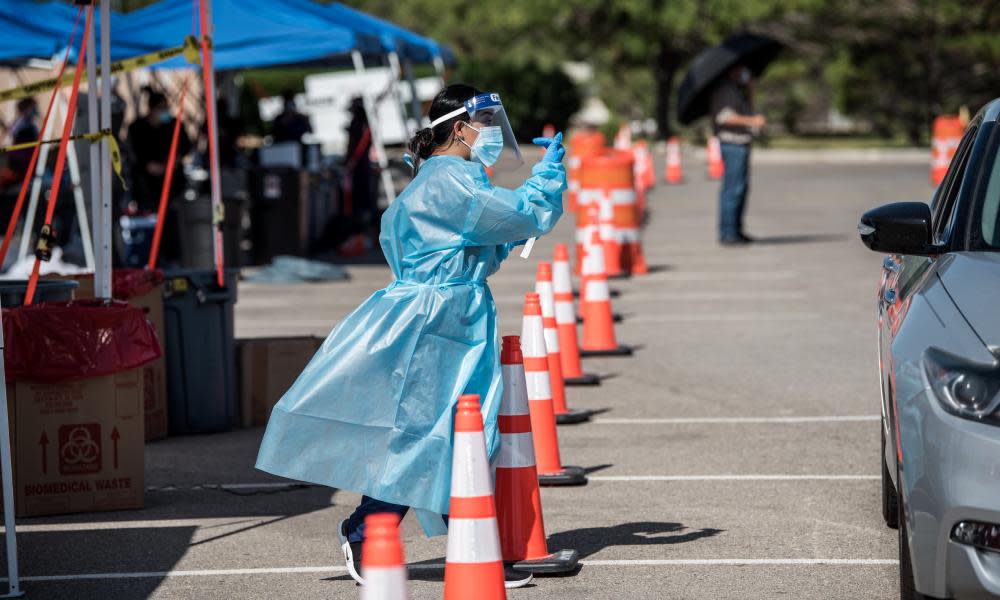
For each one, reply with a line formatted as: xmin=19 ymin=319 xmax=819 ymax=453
xmin=402 ymin=58 xmax=423 ymax=129
xmin=17 ymin=101 xmax=58 ymax=264
xmin=386 ymin=52 xmax=411 ymax=138
xmin=86 ymin=5 xmax=101 ymax=281
xmin=0 ymin=299 xmax=24 ymax=598
xmin=97 ymin=0 xmax=112 ymax=299
xmin=433 ymin=55 xmax=446 ymax=88
xmin=352 ymin=50 xmax=396 ymax=204
xmin=64 ymin=125 xmax=95 ymax=270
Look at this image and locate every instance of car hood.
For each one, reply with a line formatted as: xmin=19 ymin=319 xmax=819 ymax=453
xmin=936 ymin=252 xmax=1000 ymax=351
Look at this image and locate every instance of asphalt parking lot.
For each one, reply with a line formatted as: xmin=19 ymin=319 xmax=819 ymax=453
xmin=2 ymin=155 xmax=932 ymax=599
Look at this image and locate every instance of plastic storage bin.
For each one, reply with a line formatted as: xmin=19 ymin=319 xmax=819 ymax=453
xmin=0 ymin=279 xmax=78 ymax=307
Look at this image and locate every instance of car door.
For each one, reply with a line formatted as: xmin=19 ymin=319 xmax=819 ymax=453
xmin=878 ymin=122 xmax=979 ymax=465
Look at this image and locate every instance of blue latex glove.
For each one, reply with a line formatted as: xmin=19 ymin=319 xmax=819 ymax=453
xmin=532 ymin=131 xmax=565 ymax=164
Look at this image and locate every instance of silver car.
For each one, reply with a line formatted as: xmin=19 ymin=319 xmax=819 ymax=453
xmin=860 ymin=99 xmax=1000 ymax=599
xmin=858 ymin=100 xmax=1000 ymax=600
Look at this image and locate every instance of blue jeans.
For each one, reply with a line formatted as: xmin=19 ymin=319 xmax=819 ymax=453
xmin=345 ymin=496 xmax=449 ymax=543
xmin=719 ymin=143 xmax=751 ymax=240
xmin=345 ymin=496 xmax=409 ymax=543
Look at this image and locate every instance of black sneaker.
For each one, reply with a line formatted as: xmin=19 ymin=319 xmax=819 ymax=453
xmin=719 ymin=236 xmax=750 ymax=246
xmin=737 ymin=232 xmax=755 ymax=243
xmin=338 ymin=519 xmax=365 ymax=584
xmin=504 ymin=565 xmax=534 ymax=589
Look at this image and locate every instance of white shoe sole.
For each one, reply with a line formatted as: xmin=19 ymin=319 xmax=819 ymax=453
xmin=337 ymin=519 xmax=365 ymax=585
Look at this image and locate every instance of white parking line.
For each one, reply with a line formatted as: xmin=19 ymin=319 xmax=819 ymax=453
xmin=594 ymin=416 xmax=880 ymax=425
xmin=588 ymin=475 xmax=879 ymax=482
xmin=629 ymin=312 xmax=821 ymax=323
xmin=2 ymin=559 xmax=898 ymax=582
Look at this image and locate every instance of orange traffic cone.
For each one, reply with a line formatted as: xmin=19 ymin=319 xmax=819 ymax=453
xmin=535 ymin=263 xmax=591 ymax=424
xmin=665 ymin=136 xmax=683 ymax=184
xmin=495 ymin=336 xmax=580 ymax=574
xmin=444 ymin=394 xmax=527 ymax=599
xmin=580 ymin=231 xmax=632 ymax=357
xmin=930 ymin=116 xmax=963 ymax=186
xmin=522 ymin=293 xmax=587 ymax=486
xmin=552 ymin=244 xmax=600 ymax=386
xmin=360 ymin=514 xmax=409 ymax=600
xmin=706 ymin=136 xmax=724 ymax=180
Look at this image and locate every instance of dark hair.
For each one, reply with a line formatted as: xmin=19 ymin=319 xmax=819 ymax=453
xmin=16 ymin=98 xmax=36 ymax=114
xmin=408 ymin=83 xmax=481 ymax=167
xmin=143 ymin=87 xmax=167 ymax=112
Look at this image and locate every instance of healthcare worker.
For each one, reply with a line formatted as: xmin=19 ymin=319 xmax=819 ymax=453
xmin=255 ymin=84 xmax=566 ymax=584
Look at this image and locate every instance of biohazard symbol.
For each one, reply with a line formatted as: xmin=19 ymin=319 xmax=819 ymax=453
xmin=59 ymin=423 xmax=102 ymax=475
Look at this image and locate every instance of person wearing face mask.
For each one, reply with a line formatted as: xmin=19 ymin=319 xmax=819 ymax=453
xmin=710 ymin=64 xmax=767 ymax=246
xmin=126 ymin=87 xmax=191 ymax=262
xmin=256 ymin=83 xmax=566 ymax=585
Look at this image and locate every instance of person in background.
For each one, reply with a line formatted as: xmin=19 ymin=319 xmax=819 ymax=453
xmin=340 ymin=96 xmax=375 ymax=253
xmin=126 ymin=87 xmax=191 ymax=263
xmin=5 ymin=98 xmax=40 ymax=185
xmin=271 ymin=89 xmax=312 ymax=143
xmin=710 ymin=63 xmax=766 ymax=246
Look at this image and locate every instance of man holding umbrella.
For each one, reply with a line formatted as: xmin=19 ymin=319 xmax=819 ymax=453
xmin=712 ymin=64 xmax=766 ymax=245
xmin=676 ymin=33 xmax=782 ymax=246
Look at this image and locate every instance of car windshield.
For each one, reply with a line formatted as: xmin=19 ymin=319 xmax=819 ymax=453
xmin=981 ymin=139 xmax=1000 ymax=248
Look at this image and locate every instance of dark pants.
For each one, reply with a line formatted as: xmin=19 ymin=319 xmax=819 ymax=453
xmin=345 ymin=496 xmax=409 ymax=543
xmin=345 ymin=496 xmax=450 ymax=543
xmin=719 ymin=143 xmax=750 ymax=240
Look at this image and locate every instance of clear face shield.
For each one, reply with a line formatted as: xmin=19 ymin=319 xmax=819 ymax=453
xmin=463 ymin=92 xmax=522 ymax=171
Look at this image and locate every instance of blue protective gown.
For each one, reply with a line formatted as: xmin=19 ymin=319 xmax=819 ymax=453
xmin=255 ymin=154 xmax=565 ymax=534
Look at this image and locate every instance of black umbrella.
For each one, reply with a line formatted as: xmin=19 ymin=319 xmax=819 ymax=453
xmin=676 ymin=32 xmax=783 ymax=125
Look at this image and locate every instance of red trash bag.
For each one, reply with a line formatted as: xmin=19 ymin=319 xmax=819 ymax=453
xmin=3 ymin=300 xmax=162 ymax=382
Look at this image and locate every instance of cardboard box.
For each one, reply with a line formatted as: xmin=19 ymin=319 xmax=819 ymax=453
xmin=47 ymin=274 xmax=168 ymax=442
xmin=4 ymin=369 xmax=144 ymax=517
xmin=238 ymin=337 xmax=322 ymax=427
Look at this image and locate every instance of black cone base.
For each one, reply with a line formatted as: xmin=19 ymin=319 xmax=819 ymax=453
xmin=512 ymin=549 xmax=580 ymax=575
xmin=580 ymin=345 xmax=633 ymax=357
xmin=555 ymin=409 xmax=592 ymax=425
xmin=564 ymin=373 xmax=601 ymax=386
xmin=538 ymin=466 xmax=588 ymax=487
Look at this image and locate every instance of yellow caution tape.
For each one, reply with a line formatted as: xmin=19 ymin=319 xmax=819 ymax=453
xmin=0 ymin=36 xmax=202 ymax=104
xmin=0 ymin=129 xmax=128 ymax=190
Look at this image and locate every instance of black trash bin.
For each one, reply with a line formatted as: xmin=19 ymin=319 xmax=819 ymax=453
xmin=0 ymin=279 xmax=79 ymax=307
xmin=162 ymin=268 xmax=239 ymax=434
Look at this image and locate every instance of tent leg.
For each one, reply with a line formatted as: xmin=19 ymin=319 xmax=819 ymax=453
xmin=386 ymin=52 xmax=411 ymax=139
xmin=352 ymin=50 xmax=396 ymax=205
xmin=0 ymin=301 xmax=23 ymax=598
xmin=97 ymin=0 xmax=112 ymax=298
xmin=64 ymin=130 xmax=96 ymax=270
xmin=433 ymin=55 xmax=446 ymax=88
xmin=403 ymin=58 xmax=423 ymax=129
xmin=16 ymin=100 xmax=58 ymax=265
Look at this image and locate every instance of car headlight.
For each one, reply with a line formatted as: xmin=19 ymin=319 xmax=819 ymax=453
xmin=923 ymin=348 xmax=1000 ymax=422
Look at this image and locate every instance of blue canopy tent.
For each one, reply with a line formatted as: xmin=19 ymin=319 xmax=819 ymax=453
xmin=0 ymin=0 xmax=85 ymax=64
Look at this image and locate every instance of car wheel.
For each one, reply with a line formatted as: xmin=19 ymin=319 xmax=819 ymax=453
xmin=898 ymin=483 xmax=929 ymax=599
xmin=882 ymin=429 xmax=899 ymax=529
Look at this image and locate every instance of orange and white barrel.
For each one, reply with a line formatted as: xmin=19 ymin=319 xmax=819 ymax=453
xmin=930 ymin=116 xmax=964 ymax=186
xmin=577 ymin=150 xmax=646 ymax=276
xmin=567 ymin=131 xmax=606 ymax=212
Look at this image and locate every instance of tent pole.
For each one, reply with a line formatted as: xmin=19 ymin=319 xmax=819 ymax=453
xmin=0 ymin=298 xmax=23 ymax=598
xmin=64 ymin=119 xmax=95 ymax=270
xmin=352 ymin=50 xmax=396 ymax=205
xmin=402 ymin=58 xmax=423 ymax=129
xmin=386 ymin=52 xmax=411 ymax=138
xmin=201 ymin=0 xmax=225 ymax=287
xmin=433 ymin=55 xmax=446 ymax=88
xmin=86 ymin=4 xmax=102 ymax=283
xmin=17 ymin=100 xmax=58 ymax=265
xmin=97 ymin=0 xmax=112 ymax=298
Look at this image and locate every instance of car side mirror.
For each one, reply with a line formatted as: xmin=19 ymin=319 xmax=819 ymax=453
xmin=858 ymin=202 xmax=939 ymax=256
